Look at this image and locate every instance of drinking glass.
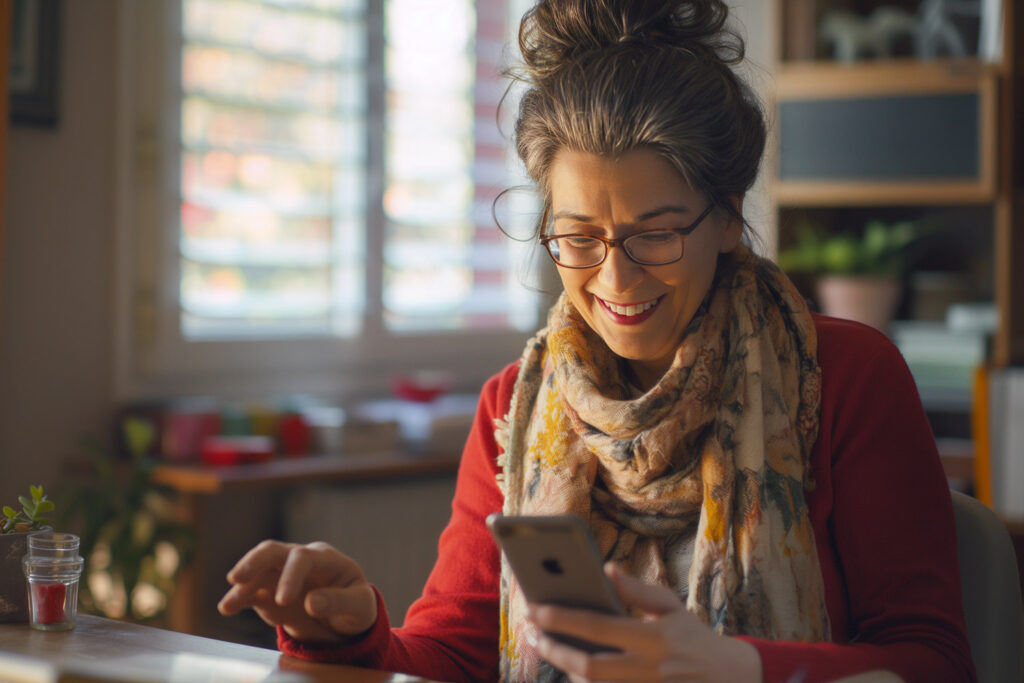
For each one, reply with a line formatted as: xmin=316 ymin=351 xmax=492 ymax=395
xmin=22 ymin=531 xmax=84 ymax=631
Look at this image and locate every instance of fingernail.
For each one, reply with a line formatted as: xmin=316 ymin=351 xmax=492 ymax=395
xmin=309 ymin=594 xmax=327 ymax=614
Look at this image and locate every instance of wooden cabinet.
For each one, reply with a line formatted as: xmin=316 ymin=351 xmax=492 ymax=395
xmin=769 ymin=0 xmax=1024 ymax=369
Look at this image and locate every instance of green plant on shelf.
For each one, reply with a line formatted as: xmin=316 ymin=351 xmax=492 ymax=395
xmin=778 ymin=220 xmax=920 ymax=277
xmin=63 ymin=417 xmax=193 ymax=624
xmin=1 ymin=485 xmax=54 ymax=534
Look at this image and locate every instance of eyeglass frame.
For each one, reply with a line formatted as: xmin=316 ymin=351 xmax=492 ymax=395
xmin=538 ymin=203 xmax=716 ymax=269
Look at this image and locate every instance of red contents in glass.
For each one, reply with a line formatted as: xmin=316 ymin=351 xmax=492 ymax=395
xmin=31 ymin=582 xmax=67 ymax=624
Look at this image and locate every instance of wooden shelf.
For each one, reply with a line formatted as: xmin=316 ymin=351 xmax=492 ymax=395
xmin=768 ymin=0 xmax=1023 ymax=367
xmin=151 ymin=449 xmax=462 ymax=495
xmin=774 ymin=181 xmax=995 ymax=207
xmin=775 ymin=58 xmax=1001 ymax=97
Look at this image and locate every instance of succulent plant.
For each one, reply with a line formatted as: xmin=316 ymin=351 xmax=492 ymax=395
xmin=778 ymin=220 xmax=921 ymax=277
xmin=1 ymin=485 xmax=54 ymax=534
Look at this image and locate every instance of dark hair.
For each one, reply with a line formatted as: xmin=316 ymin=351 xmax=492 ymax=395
xmin=510 ymin=0 xmax=765 ymax=235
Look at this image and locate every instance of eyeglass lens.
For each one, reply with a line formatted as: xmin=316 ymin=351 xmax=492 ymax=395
xmin=546 ymin=231 xmax=683 ymax=267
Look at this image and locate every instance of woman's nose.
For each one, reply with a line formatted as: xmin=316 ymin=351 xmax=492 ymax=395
xmin=597 ymin=244 xmax=644 ymax=291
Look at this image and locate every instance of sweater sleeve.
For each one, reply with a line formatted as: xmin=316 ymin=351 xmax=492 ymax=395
xmin=742 ymin=324 xmax=977 ymax=683
xmin=277 ymin=363 xmax=517 ymax=682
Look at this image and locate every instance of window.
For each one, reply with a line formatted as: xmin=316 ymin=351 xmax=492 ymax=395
xmin=115 ymin=0 xmax=545 ymax=399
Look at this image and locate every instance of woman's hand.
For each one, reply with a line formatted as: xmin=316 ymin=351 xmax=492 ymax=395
xmin=217 ymin=540 xmax=378 ymax=643
xmin=528 ymin=564 xmax=762 ymax=682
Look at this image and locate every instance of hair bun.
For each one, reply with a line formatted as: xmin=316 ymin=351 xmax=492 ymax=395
xmin=518 ymin=0 xmax=742 ymax=84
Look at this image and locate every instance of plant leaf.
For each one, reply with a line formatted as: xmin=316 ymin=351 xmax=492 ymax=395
xmin=123 ymin=417 xmax=156 ymax=459
xmin=2 ymin=506 xmax=15 ymax=518
xmin=36 ymin=501 xmax=55 ymax=514
xmin=30 ymin=485 xmax=43 ymax=501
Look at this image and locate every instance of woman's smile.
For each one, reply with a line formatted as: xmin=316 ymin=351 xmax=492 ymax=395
xmin=595 ymin=295 xmax=663 ymax=325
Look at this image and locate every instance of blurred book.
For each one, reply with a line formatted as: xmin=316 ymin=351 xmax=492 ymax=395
xmin=890 ymin=318 xmax=989 ymax=410
xmin=946 ymin=301 xmax=998 ymax=334
xmin=986 ymin=366 xmax=1024 ymax=519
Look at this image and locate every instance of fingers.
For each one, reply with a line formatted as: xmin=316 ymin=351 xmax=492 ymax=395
xmin=306 ymin=584 xmax=378 ymax=635
xmin=218 ymin=582 xmax=260 ymax=616
xmin=226 ymin=539 xmax=292 ymax=585
xmin=305 ymin=585 xmax=367 ymax=619
xmin=530 ymin=566 xmax=748 ymax=681
xmin=223 ymin=540 xmax=360 ymax=608
xmin=605 ymin=563 xmax=684 ymax=616
xmin=218 ymin=539 xmax=378 ymax=640
xmin=219 ymin=560 xmax=285 ymax=616
xmin=276 ymin=544 xmax=320 ymax=605
xmin=525 ymin=565 xmax=686 ymax=653
xmin=528 ymin=603 xmax=651 ymax=653
xmin=537 ymin=636 xmax=660 ymax=682
xmin=219 ymin=541 xmax=290 ymax=617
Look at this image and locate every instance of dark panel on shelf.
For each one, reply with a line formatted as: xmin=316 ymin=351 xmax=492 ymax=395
xmin=779 ymin=93 xmax=980 ymax=180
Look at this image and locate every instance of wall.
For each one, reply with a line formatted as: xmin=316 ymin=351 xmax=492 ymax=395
xmin=733 ymin=0 xmax=776 ymax=254
xmin=0 ymin=0 xmax=117 ymax=506
xmin=0 ymin=0 xmax=771 ymax=509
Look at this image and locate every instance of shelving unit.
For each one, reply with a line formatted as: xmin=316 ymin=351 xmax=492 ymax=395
xmin=769 ymin=0 xmax=1023 ymax=370
xmin=767 ymin=0 xmax=1024 ymax=511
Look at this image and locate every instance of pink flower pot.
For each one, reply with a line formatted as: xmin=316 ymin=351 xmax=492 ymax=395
xmin=816 ymin=275 xmax=902 ymax=332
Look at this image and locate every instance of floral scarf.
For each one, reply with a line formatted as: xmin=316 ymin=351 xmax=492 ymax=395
xmin=495 ymin=246 xmax=830 ymax=681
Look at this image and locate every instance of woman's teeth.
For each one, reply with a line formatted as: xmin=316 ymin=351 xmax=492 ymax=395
xmin=603 ymin=298 xmax=659 ymax=316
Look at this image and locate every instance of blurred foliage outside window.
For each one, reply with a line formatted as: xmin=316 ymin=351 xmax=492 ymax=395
xmin=179 ymin=0 xmax=538 ymax=340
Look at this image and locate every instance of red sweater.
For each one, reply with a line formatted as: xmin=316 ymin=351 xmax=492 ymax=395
xmin=280 ymin=315 xmax=977 ymax=682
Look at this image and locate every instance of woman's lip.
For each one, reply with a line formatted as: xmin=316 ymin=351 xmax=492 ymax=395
xmin=596 ymin=296 xmax=662 ymax=325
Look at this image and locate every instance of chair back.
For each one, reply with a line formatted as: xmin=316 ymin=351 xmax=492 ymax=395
xmin=951 ymin=489 xmax=1024 ymax=683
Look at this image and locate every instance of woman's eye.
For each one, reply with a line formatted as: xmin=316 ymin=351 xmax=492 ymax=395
xmin=565 ymin=236 xmax=598 ymax=248
xmin=635 ymin=231 xmax=675 ymax=244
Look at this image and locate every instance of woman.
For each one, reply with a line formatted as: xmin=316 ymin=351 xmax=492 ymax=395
xmin=217 ymin=1 xmax=976 ymax=681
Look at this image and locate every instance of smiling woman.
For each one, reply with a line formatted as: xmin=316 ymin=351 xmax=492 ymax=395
xmin=218 ymin=2 xmax=977 ymax=681
xmin=545 ymin=149 xmax=741 ymax=389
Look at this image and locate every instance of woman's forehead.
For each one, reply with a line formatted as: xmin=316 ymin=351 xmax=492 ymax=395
xmin=548 ymin=148 xmax=703 ymax=221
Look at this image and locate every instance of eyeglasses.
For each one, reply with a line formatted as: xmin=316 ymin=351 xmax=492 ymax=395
xmin=539 ymin=204 xmax=715 ymax=269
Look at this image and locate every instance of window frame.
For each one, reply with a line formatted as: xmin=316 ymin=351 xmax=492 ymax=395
xmin=113 ymin=0 xmax=547 ymax=402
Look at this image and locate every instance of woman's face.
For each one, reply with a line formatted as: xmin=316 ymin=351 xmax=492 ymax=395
xmin=547 ymin=148 xmax=742 ymax=389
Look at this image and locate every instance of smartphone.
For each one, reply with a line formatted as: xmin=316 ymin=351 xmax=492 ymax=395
xmin=486 ymin=513 xmax=625 ymax=653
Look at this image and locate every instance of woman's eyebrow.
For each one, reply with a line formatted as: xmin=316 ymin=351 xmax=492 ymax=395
xmin=634 ymin=205 xmax=692 ymax=221
xmin=551 ymin=210 xmax=592 ymax=222
xmin=551 ymin=205 xmax=693 ymax=223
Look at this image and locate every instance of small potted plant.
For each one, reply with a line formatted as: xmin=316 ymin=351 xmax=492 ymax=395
xmin=778 ymin=220 xmax=919 ymax=332
xmin=0 ymin=485 xmax=54 ymax=622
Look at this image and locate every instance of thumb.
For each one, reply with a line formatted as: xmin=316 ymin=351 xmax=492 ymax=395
xmin=305 ymin=583 xmax=378 ymax=635
xmin=605 ymin=563 xmax=684 ymax=616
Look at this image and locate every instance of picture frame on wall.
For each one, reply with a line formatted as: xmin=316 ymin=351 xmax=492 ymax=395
xmin=9 ymin=0 xmax=60 ymax=127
